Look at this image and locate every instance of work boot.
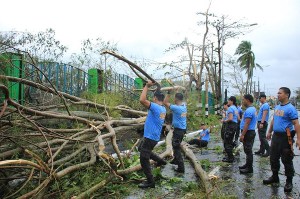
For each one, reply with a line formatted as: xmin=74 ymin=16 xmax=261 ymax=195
xmin=174 ymin=167 xmax=185 ymax=173
xmin=222 ymin=157 xmax=234 ymax=163
xmin=169 ymin=159 xmax=178 ymax=165
xmin=239 ymin=167 xmax=253 ymax=174
xmin=156 ymin=160 xmax=167 ymax=167
xmin=254 ymin=150 xmax=263 ymax=155
xmin=284 ymin=178 xmax=293 ymax=192
xmin=138 ymin=180 xmax=155 ymax=188
xmin=238 ymin=163 xmax=247 ymax=170
xmin=263 ymin=175 xmax=279 ymax=185
xmin=261 ymin=150 xmax=269 ymax=157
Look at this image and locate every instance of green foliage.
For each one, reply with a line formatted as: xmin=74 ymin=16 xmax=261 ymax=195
xmin=0 ymin=29 xmax=67 ymax=62
xmin=211 ymin=145 xmax=223 ymax=154
xmin=123 ymin=154 xmax=140 ymax=168
xmin=81 ymin=91 xmax=123 ymax=118
xmin=182 ymin=182 xmax=199 ymax=192
xmin=199 ymin=159 xmax=211 ymax=171
xmin=185 ymin=91 xmax=220 ymax=131
xmin=50 ymin=164 xmax=137 ymax=199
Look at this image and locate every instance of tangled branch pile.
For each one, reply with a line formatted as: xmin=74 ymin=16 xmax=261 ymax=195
xmin=0 ymin=49 xmax=214 ymax=199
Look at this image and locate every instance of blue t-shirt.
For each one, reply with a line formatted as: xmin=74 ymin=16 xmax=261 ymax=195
xmin=227 ymin=105 xmax=238 ymax=123
xmin=273 ymin=103 xmax=298 ymax=133
xmin=240 ymin=106 xmax=257 ymax=130
xmin=200 ymin=129 xmax=210 ymax=142
xmin=223 ymin=110 xmax=228 ymax=121
xmin=170 ymin=104 xmax=187 ymax=129
xmin=144 ymin=102 xmax=166 ymax=141
xmin=257 ymin=102 xmax=270 ymax=122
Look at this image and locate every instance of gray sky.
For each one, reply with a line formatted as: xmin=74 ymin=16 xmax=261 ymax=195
xmin=1 ymin=0 xmax=299 ymax=97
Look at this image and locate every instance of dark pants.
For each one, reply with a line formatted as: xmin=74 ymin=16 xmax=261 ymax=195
xmin=235 ymin=121 xmax=241 ymax=142
xmin=224 ymin=122 xmax=237 ymax=159
xmin=270 ymin=133 xmax=294 ymax=177
xmin=188 ymin=139 xmax=208 ymax=148
xmin=221 ymin=123 xmax=227 ymax=141
xmin=138 ymin=137 xmax=165 ymax=182
xmin=243 ymin=130 xmax=256 ymax=167
xmin=172 ymin=128 xmax=186 ymax=170
xmin=257 ymin=122 xmax=269 ymax=153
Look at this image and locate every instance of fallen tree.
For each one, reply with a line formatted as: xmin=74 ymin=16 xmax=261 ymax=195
xmin=0 ymin=49 xmax=215 ymax=198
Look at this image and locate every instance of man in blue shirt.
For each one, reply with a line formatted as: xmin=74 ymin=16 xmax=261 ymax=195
xmin=164 ymin=92 xmax=187 ymax=173
xmin=222 ymin=96 xmax=239 ymax=163
xmin=239 ymin=94 xmax=257 ymax=174
xmin=263 ymin=87 xmax=300 ymax=192
xmin=138 ymin=81 xmax=167 ymax=188
xmin=234 ymin=103 xmax=243 ymax=147
xmin=188 ymin=123 xmax=210 ymax=148
xmin=255 ymin=94 xmax=270 ymax=157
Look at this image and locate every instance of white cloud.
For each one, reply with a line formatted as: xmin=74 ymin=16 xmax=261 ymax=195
xmin=1 ymin=0 xmax=300 ymax=96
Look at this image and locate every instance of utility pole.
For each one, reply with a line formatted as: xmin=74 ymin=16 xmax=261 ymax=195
xmin=258 ymin=77 xmax=260 ymax=96
xmin=221 ymin=16 xmax=225 ymax=103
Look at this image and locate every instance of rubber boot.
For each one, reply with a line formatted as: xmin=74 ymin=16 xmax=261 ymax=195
xmin=239 ymin=163 xmax=247 ymax=170
xmin=261 ymin=149 xmax=270 ymax=157
xmin=254 ymin=149 xmax=263 ymax=155
xmin=240 ymin=166 xmax=253 ymax=174
xmin=263 ymin=172 xmax=279 ymax=185
xmin=138 ymin=177 xmax=155 ymax=188
xmin=222 ymin=152 xmax=234 ymax=163
xmin=174 ymin=159 xmax=185 ymax=173
xmin=284 ymin=177 xmax=293 ymax=192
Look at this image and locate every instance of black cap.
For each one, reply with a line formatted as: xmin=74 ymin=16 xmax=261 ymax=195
xmin=259 ymin=94 xmax=266 ymax=99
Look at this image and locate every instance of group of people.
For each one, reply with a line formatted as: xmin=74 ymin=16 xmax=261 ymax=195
xmin=221 ymin=87 xmax=300 ymax=193
xmin=137 ymin=81 xmax=300 ymax=193
xmin=138 ymin=81 xmax=187 ymax=188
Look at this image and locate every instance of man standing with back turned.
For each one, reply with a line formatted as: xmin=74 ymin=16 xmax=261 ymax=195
xmin=263 ymin=87 xmax=300 ymax=192
xmin=138 ymin=81 xmax=167 ymax=188
xmin=164 ymin=91 xmax=187 ymax=173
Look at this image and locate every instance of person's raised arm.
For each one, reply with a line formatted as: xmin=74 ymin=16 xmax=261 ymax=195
xmin=163 ymin=91 xmax=171 ymax=108
xmin=140 ymin=81 xmax=154 ymax=108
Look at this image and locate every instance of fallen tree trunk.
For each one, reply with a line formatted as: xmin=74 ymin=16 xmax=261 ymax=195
xmin=180 ymin=141 xmax=212 ymax=199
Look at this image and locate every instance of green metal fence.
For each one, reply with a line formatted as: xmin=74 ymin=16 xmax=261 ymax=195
xmin=0 ymin=53 xmax=24 ymax=104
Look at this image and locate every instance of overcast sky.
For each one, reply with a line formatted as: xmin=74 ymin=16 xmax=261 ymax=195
xmin=1 ymin=0 xmax=300 ymax=96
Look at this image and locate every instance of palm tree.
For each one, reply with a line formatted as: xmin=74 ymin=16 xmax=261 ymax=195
xmin=235 ymin=41 xmax=262 ymax=94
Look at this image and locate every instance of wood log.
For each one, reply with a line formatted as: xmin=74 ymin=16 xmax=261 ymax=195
xmin=180 ymin=141 xmax=212 ymax=198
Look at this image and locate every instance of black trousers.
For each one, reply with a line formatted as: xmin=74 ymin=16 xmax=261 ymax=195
xmin=172 ymin=128 xmax=186 ymax=170
xmin=270 ymin=133 xmax=294 ymax=177
xmin=188 ymin=139 xmax=208 ymax=148
xmin=224 ymin=122 xmax=237 ymax=159
xmin=257 ymin=122 xmax=269 ymax=153
xmin=243 ymin=130 xmax=256 ymax=167
xmin=221 ymin=122 xmax=227 ymax=141
xmin=138 ymin=137 xmax=165 ymax=182
xmin=235 ymin=121 xmax=241 ymax=142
